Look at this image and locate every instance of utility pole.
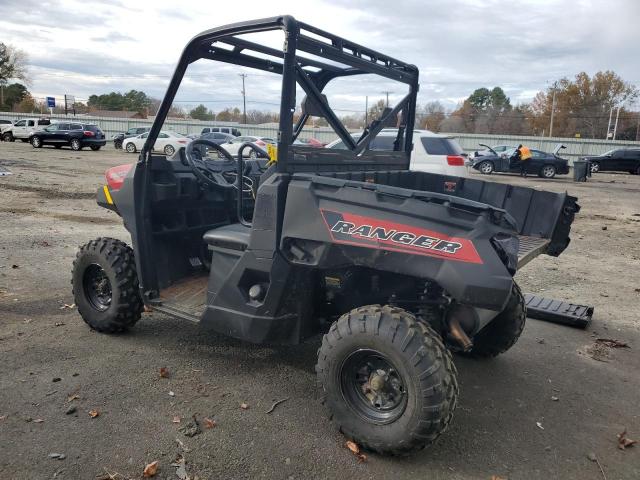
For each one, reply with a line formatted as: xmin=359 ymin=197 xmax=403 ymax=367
xmin=606 ymin=107 xmax=613 ymax=140
xmin=365 ymin=96 xmax=368 ymax=126
xmin=549 ymin=88 xmax=557 ymax=138
xmin=381 ymin=91 xmax=392 ymax=107
xmin=239 ymin=74 xmax=247 ymax=124
xmin=612 ymin=104 xmax=621 ymax=140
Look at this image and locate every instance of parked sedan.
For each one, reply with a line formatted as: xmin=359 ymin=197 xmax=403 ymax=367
xmin=123 ymin=131 xmax=190 ymax=155
xmin=472 ymin=144 xmax=516 ymax=158
xmin=471 ymin=144 xmax=569 ymax=178
xmin=581 ymin=148 xmax=640 ymax=174
xmin=221 ymin=135 xmax=276 ymax=158
xmin=30 ymin=122 xmax=106 ymax=151
xmin=113 ymin=127 xmax=150 ymax=149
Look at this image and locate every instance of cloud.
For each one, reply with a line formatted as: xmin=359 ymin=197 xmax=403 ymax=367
xmin=3 ymin=0 xmax=638 ymax=113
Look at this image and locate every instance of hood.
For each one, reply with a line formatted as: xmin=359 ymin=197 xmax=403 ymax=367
xmin=553 ymin=144 xmax=566 ymax=156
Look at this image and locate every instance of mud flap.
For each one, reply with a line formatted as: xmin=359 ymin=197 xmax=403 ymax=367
xmin=524 ymin=294 xmax=593 ymax=329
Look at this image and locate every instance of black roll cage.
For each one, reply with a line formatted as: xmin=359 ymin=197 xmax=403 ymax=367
xmin=143 ymin=15 xmax=419 ymax=172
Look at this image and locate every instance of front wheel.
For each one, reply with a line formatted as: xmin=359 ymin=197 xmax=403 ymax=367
xmin=164 ymin=144 xmax=175 ymax=156
xmin=2 ymin=132 xmax=14 ymax=142
xmin=72 ymin=238 xmax=144 ymax=333
xmin=540 ymin=164 xmax=556 ymax=178
xmin=31 ymin=136 xmax=42 ymax=148
xmin=465 ymin=283 xmax=526 ymax=358
xmin=125 ymin=142 xmax=136 ymax=153
xmin=70 ymin=138 xmax=82 ymax=151
xmin=317 ymin=305 xmax=458 ymax=455
xmin=590 ymin=161 xmax=600 ymax=173
xmin=90 ymin=145 xmax=101 ymax=151
xmin=114 ymin=140 xmax=122 ymax=149
xmin=478 ymin=161 xmax=494 ymax=174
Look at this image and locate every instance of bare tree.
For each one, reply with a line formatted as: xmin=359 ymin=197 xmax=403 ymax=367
xmin=0 ymin=42 xmax=29 ymax=108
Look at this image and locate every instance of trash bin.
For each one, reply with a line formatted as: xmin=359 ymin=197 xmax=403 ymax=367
xmin=573 ymin=159 xmax=590 ymax=182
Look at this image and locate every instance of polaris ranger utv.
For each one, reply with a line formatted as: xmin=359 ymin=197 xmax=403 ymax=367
xmin=72 ymin=16 xmax=579 ymax=455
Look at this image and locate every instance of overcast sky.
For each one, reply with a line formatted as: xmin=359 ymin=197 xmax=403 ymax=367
xmin=2 ymin=0 xmax=639 ymax=114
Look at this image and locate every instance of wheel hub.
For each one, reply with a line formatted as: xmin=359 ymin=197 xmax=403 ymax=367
xmin=83 ymin=264 xmax=112 ymax=312
xmin=340 ymin=350 xmax=407 ymax=424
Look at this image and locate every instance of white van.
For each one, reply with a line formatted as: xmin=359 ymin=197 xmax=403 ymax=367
xmin=325 ymin=129 xmax=468 ymax=177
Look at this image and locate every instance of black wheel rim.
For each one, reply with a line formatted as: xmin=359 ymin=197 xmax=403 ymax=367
xmin=340 ymin=349 xmax=407 ymax=424
xmin=83 ymin=264 xmax=112 ymax=312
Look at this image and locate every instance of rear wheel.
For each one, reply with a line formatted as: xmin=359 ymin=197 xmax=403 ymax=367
xmin=72 ymin=238 xmax=143 ymax=333
xmin=164 ymin=144 xmax=175 ymax=156
xmin=465 ymin=283 xmax=526 ymax=358
xmin=90 ymin=145 xmax=101 ymax=151
xmin=317 ymin=305 xmax=458 ymax=455
xmin=70 ymin=138 xmax=82 ymax=151
xmin=478 ymin=161 xmax=494 ymax=174
xmin=31 ymin=136 xmax=42 ymax=148
xmin=540 ymin=164 xmax=556 ymax=178
xmin=125 ymin=142 xmax=136 ymax=153
xmin=114 ymin=140 xmax=122 ymax=149
xmin=590 ymin=161 xmax=600 ymax=173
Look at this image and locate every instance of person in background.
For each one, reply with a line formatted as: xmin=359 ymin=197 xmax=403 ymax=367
xmin=510 ymin=144 xmax=532 ymax=177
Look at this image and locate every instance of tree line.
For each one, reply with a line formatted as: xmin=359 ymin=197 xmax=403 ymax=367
xmin=2 ymin=39 xmax=638 ymax=139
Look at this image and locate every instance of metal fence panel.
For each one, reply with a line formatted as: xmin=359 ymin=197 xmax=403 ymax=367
xmin=1 ymin=112 xmax=638 ymax=163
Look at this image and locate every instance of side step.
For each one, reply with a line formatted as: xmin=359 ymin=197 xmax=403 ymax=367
xmin=524 ymin=294 xmax=593 ymax=329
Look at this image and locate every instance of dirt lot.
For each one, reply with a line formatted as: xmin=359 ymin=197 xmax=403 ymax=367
xmin=1 ymin=141 xmax=639 ymax=480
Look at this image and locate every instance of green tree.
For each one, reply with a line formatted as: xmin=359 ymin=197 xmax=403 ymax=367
xmin=189 ymin=104 xmax=215 ymax=121
xmin=87 ymin=90 xmax=154 ymax=115
xmin=0 ymin=82 xmax=27 ymax=110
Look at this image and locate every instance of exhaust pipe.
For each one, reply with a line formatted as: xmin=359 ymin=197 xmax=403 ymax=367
xmin=447 ymin=312 xmax=473 ymax=352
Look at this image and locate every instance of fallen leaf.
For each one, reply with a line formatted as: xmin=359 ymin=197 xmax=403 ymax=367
xmin=204 ymin=417 xmax=216 ymax=429
xmin=159 ymin=367 xmax=169 ymax=378
xmin=490 ymin=476 xmax=507 ymax=480
xmin=618 ymin=429 xmax=638 ymax=450
xmin=172 ymin=416 xmax=181 ymax=424
xmin=143 ymin=460 xmax=159 ymax=477
xmin=88 ymin=409 xmax=100 ymax=418
xmin=59 ymin=303 xmax=75 ymax=310
xmin=240 ymin=402 xmax=249 ymax=410
xmin=345 ymin=440 xmax=367 ymax=463
xmin=346 ymin=441 xmax=360 ymax=455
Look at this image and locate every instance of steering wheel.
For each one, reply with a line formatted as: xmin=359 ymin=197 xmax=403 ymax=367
xmin=185 ymin=139 xmax=237 ymax=189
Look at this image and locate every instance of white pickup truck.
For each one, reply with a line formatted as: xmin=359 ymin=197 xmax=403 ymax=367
xmin=1 ymin=118 xmax=51 ymax=142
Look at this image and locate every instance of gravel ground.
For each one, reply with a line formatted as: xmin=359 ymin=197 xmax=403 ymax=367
xmin=1 ymin=141 xmax=639 ymax=479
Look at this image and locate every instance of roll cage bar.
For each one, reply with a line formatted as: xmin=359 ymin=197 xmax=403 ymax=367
xmin=144 ymin=15 xmax=420 ymax=172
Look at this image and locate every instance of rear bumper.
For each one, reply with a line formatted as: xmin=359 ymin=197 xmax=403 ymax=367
xmin=82 ymin=138 xmax=107 ymax=147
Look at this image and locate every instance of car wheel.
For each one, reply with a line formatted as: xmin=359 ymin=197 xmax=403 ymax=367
xmin=125 ymin=142 xmax=136 ymax=153
xmin=70 ymin=138 xmax=82 ymax=151
xmin=479 ymin=161 xmax=494 ymax=174
xmin=590 ymin=161 xmax=600 ymax=173
xmin=164 ymin=144 xmax=175 ymax=156
xmin=31 ymin=136 xmax=42 ymax=148
xmin=2 ymin=132 xmax=14 ymax=142
xmin=540 ymin=165 xmax=556 ymax=178
xmin=114 ymin=140 xmax=122 ymax=149
xmin=90 ymin=146 xmax=101 ymax=151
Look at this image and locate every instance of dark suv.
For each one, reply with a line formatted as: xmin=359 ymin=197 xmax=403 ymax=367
xmin=113 ymin=126 xmax=151 ymax=149
xmin=582 ymin=148 xmax=640 ymax=174
xmin=30 ymin=122 xmax=106 ymax=151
